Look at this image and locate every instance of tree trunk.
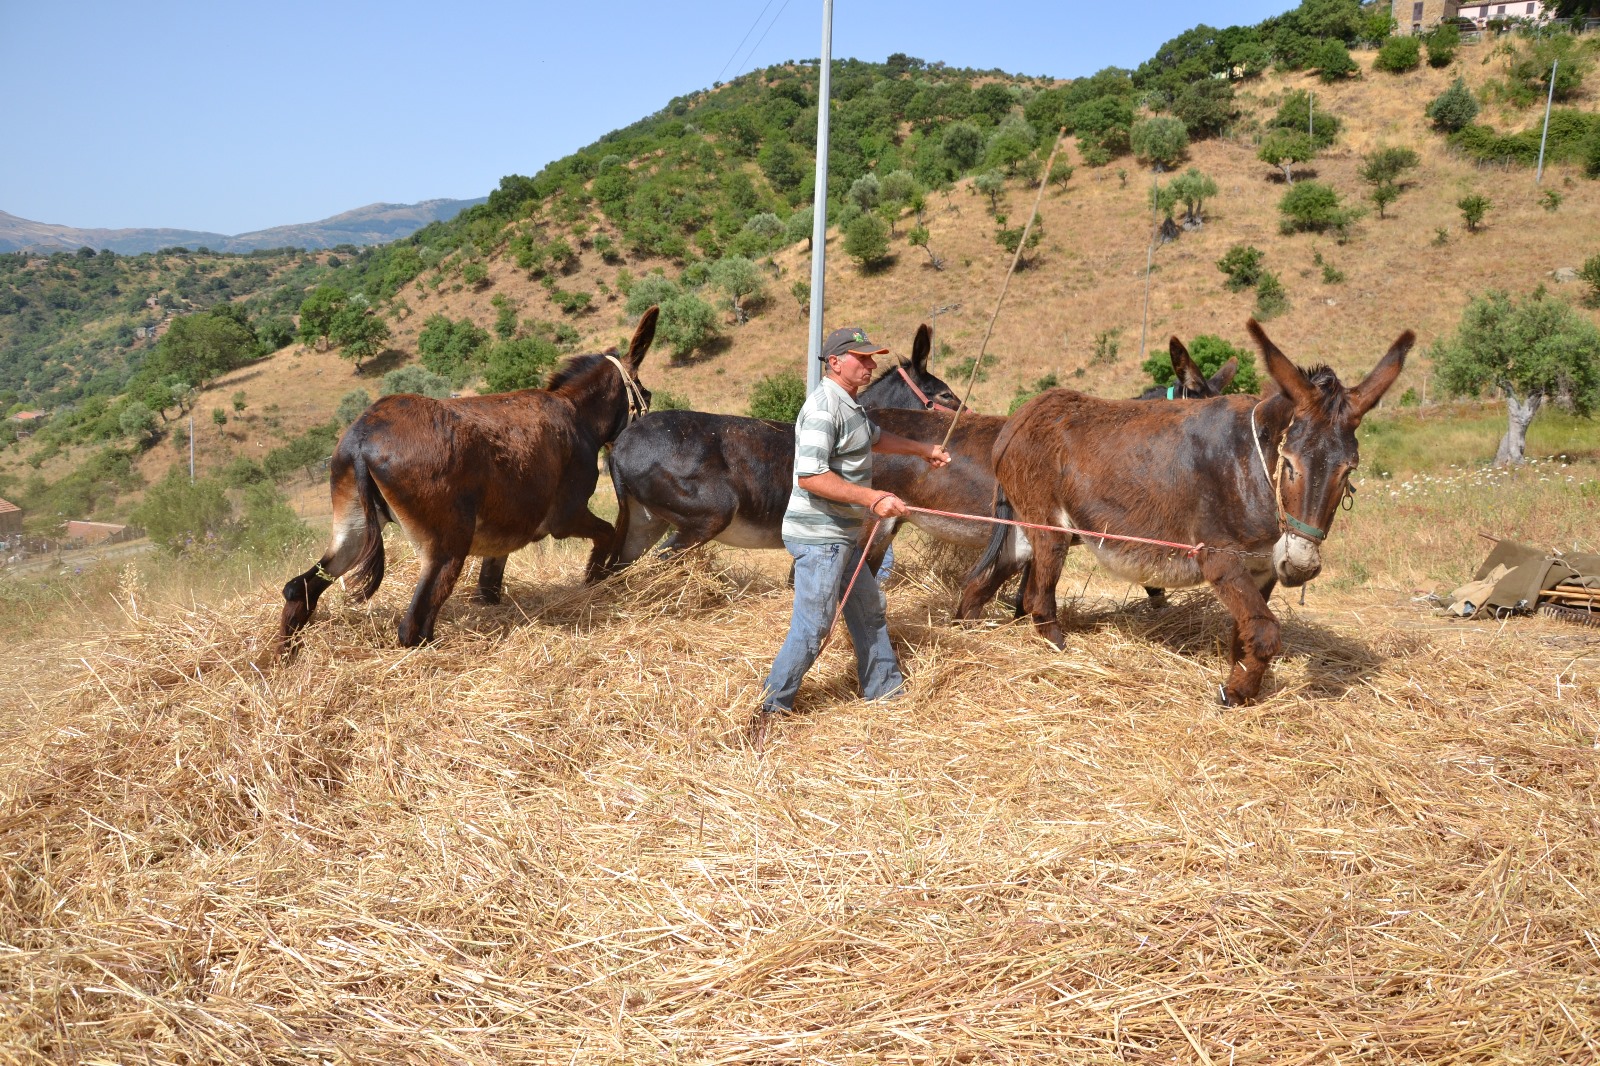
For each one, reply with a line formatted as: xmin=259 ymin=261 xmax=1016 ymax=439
xmin=1495 ymin=391 xmax=1542 ymax=466
xmin=1281 ymin=163 xmax=1294 ymax=185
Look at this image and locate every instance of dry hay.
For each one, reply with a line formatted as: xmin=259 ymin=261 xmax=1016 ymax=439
xmin=2 ymin=538 xmax=1599 ymax=1065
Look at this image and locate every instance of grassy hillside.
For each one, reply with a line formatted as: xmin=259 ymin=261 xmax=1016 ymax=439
xmin=4 ymin=11 xmax=1600 ymax=535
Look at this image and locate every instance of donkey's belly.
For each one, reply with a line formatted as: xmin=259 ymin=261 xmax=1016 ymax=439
xmin=1056 ymin=509 xmax=1205 ymax=589
xmin=906 ymin=511 xmax=992 ymax=548
xmin=718 ymin=516 xmax=784 ymax=550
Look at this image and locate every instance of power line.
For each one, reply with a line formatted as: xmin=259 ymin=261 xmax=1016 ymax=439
xmin=732 ymin=0 xmax=795 ymax=81
xmin=716 ymin=0 xmax=779 ymax=85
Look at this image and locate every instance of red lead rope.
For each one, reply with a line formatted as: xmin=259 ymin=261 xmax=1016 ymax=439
xmin=817 ymin=505 xmax=1205 ymax=653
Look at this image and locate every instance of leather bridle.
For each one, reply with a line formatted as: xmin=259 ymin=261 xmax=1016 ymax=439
xmin=896 ymin=364 xmax=957 ymax=413
xmin=605 ymin=354 xmax=650 ymax=426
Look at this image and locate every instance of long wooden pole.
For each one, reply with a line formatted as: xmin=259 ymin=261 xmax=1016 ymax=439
xmin=940 ymin=128 xmax=1067 ymax=449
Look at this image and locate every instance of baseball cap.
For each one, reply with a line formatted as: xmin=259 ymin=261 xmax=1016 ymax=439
xmin=820 ymin=326 xmax=890 ymax=361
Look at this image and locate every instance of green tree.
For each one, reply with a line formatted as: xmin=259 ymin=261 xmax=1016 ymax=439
xmin=491 ymin=294 xmax=519 ymax=340
xmin=1279 ymin=181 xmax=1361 ymax=236
xmin=1130 ymin=116 xmax=1189 ymax=169
xmin=878 ymin=170 xmax=916 ymax=208
xmin=1458 ymin=193 xmax=1491 ymax=233
xmin=907 ymin=225 xmax=944 ymax=270
xmin=1424 ymin=22 xmax=1459 ymax=67
xmin=985 ymin=117 xmax=1038 ymax=175
xmin=417 ymin=314 xmax=490 ymax=382
xmin=211 ymin=407 xmax=228 ymax=429
xmin=1312 ymin=39 xmax=1358 ymax=82
xmin=843 ymin=213 xmax=890 ymax=269
xmin=785 ymin=205 xmax=816 ymax=250
xmin=941 ymin=121 xmax=984 ymax=172
xmin=1217 ymin=244 xmax=1265 ymax=291
xmin=1048 ymin=159 xmax=1075 ymax=190
xmin=624 ymin=275 xmax=682 ymax=319
xmin=118 ymin=401 xmax=157 ymax=445
xmin=847 ymin=173 xmax=881 ymax=212
xmin=1360 ymin=146 xmax=1420 ymax=219
xmin=1255 ymin=271 xmax=1290 ymax=319
xmin=790 ymin=279 xmax=810 ymax=315
xmin=381 ymin=365 xmax=453 ymax=398
xmin=1434 ymin=289 xmax=1600 ymax=465
xmin=1374 ymin=35 xmax=1421 ymax=73
xmin=658 ymin=293 xmax=718 ymax=362
xmin=1426 ymin=77 xmax=1479 ymax=133
xmin=1140 ymin=334 xmax=1260 ymax=394
xmin=1257 ymin=130 xmax=1316 ymax=184
xmin=230 ymin=390 xmax=246 ymax=413
xmin=710 ymin=256 xmax=765 ymax=323
xmin=973 ymin=170 xmax=1006 ymax=213
xmin=748 ymin=368 xmax=807 ymax=422
xmin=148 ymin=310 xmax=259 ymax=386
xmin=234 ymin=481 xmax=310 ymax=556
xmin=334 ymin=389 xmax=371 ymax=426
xmin=1169 ymin=167 xmax=1218 ymax=225
xmin=133 ymin=466 xmax=231 ymax=554
xmin=296 ymin=285 xmax=348 ymax=346
xmin=1173 ymin=79 xmax=1237 ymax=139
xmin=1579 ymin=253 xmax=1600 ymax=307
xmin=329 ymin=306 xmax=391 ymax=372
xmin=481 ymin=336 xmax=560 ymax=392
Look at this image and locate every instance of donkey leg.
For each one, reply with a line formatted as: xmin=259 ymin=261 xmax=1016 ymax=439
xmin=398 ymin=553 xmax=467 ymax=647
xmin=278 ymin=500 xmax=382 ymax=652
xmin=1144 ymin=586 xmax=1168 ymax=608
xmin=1204 ymin=559 xmax=1282 ymax=706
xmin=474 ymin=555 xmax=508 ymax=605
xmin=1022 ymin=531 xmax=1069 ymax=649
xmin=610 ymin=510 xmax=672 ymax=573
xmin=552 ymin=506 xmax=617 ymax=583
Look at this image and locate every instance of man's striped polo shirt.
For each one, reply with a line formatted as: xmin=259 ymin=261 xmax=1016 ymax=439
xmin=781 ymin=376 xmax=881 ymax=544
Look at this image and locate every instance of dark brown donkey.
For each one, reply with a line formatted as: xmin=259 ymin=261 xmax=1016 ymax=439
xmin=956 ymin=320 xmax=1412 ymax=705
xmin=278 ymin=307 xmax=659 ymax=650
xmin=599 ymin=324 xmax=971 ymax=572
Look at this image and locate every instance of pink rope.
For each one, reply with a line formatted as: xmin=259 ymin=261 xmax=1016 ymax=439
xmin=817 ymin=505 xmax=1205 ymax=654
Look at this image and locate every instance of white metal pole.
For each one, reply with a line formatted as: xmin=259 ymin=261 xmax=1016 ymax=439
xmin=188 ymin=415 xmax=195 ymax=483
xmin=805 ymin=0 xmax=834 ymax=395
xmin=1536 ymin=59 xmax=1557 ymax=184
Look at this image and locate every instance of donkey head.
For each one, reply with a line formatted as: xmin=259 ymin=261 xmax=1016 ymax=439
xmin=861 ymin=324 xmax=965 ymax=413
xmin=1166 ymin=337 xmax=1239 ymax=398
xmin=1246 ymin=319 xmax=1412 ymax=586
xmin=619 ymin=304 xmax=658 ymax=421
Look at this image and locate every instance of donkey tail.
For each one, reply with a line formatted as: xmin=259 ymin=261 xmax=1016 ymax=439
xmin=964 ymin=484 xmax=1016 ymax=590
xmin=599 ymin=448 xmax=630 ymax=576
xmin=343 ymin=451 xmax=389 ymax=603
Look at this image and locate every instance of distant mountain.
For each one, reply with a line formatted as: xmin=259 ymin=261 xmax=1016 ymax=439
xmin=0 ymin=197 xmax=487 ymax=255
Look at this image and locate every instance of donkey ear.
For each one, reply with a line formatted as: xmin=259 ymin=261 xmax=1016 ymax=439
xmin=1247 ymin=319 xmax=1315 ymax=409
xmin=1348 ymin=329 xmax=1414 ymax=419
xmin=626 ymin=305 xmax=660 ymax=369
xmin=911 ymin=324 xmax=932 ymax=372
xmin=1168 ymin=337 xmax=1207 ymax=395
xmin=1208 ymin=357 xmax=1239 ymax=395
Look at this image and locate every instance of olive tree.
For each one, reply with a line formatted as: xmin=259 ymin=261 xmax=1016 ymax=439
xmin=710 ymin=256 xmax=765 ymax=323
xmin=1434 ymin=289 xmax=1600 ymax=465
xmin=1130 ymin=116 xmax=1189 ymax=170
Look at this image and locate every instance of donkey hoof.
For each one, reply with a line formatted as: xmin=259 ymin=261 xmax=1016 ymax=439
xmin=1217 ymin=684 xmax=1232 ymax=707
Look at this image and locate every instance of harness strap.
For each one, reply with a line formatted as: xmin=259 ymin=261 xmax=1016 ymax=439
xmin=1166 ymin=385 xmax=1177 ymax=400
xmin=1251 ymin=400 xmax=1327 ymax=544
xmin=604 ymin=354 xmax=649 ymax=427
xmin=897 ymin=365 xmax=957 ymax=413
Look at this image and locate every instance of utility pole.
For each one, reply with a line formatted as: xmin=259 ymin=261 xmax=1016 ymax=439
xmin=188 ymin=415 xmax=195 ymax=483
xmin=1536 ymin=59 xmax=1557 ymax=185
xmin=805 ymin=0 xmax=834 ymax=395
xmin=1308 ymin=90 xmax=1314 ymax=140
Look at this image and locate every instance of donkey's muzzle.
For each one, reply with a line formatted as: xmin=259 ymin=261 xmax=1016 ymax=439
xmin=1273 ymin=534 xmax=1322 ymax=587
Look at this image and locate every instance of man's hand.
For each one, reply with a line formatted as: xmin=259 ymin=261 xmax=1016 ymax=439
xmin=925 ymin=445 xmax=951 ymax=468
xmin=870 ymin=493 xmax=910 ymax=518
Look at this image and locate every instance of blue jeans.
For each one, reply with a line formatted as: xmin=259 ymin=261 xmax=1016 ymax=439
xmin=760 ymin=538 xmax=904 ymax=713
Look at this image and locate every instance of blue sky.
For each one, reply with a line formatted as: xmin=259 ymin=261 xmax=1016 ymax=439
xmin=0 ymin=2 xmax=1293 ymax=234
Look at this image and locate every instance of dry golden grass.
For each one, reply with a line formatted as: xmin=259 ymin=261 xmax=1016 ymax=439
xmin=4 ymin=468 xmax=1599 ymax=1064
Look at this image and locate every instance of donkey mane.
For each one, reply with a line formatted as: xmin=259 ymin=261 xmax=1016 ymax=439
xmin=545 ymin=353 xmax=611 ymax=393
xmin=1299 ymin=365 xmax=1355 ymax=423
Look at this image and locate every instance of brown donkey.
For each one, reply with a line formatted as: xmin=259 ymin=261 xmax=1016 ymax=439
xmin=278 ymin=306 xmax=658 ymax=651
xmin=957 ymin=320 xmax=1412 ymax=705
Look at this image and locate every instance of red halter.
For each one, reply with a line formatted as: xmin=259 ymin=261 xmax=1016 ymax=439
xmin=897 ymin=364 xmax=957 ymax=413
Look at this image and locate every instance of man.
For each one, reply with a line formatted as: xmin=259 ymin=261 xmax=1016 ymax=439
xmin=758 ymin=326 xmax=951 ymax=717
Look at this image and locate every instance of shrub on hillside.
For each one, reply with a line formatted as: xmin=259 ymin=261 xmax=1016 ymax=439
xmin=1217 ymin=244 xmax=1265 ymax=292
xmin=624 ymin=274 xmax=682 ymax=319
xmin=417 ymin=314 xmax=490 ymax=383
xmin=1130 ymin=117 xmax=1189 ymax=169
xmin=658 ymin=294 xmax=718 ymax=362
xmin=1255 ymin=271 xmax=1290 ymax=319
xmin=1424 ymin=23 xmax=1459 ymax=67
xmin=334 ymin=389 xmax=371 ymax=427
xmin=1140 ymin=334 xmax=1260 ymax=395
xmin=480 ymin=337 xmax=559 ymax=393
xmin=1172 ymin=79 xmax=1236 ymax=139
xmin=1278 ymin=181 xmax=1361 ymax=237
xmin=381 ymin=365 xmax=453 ymax=399
xmin=1312 ymin=39 xmax=1358 ymax=83
xmin=747 ymin=369 xmax=807 ymax=423
xmin=1375 ymin=36 xmax=1421 ymax=74
xmin=843 ymin=214 xmax=890 ymax=269
xmin=133 ymin=467 xmax=231 ymax=554
xmin=1426 ymin=77 xmax=1478 ymax=133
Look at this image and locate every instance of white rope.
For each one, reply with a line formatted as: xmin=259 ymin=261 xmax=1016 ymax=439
xmin=605 ymin=354 xmax=649 ymax=427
